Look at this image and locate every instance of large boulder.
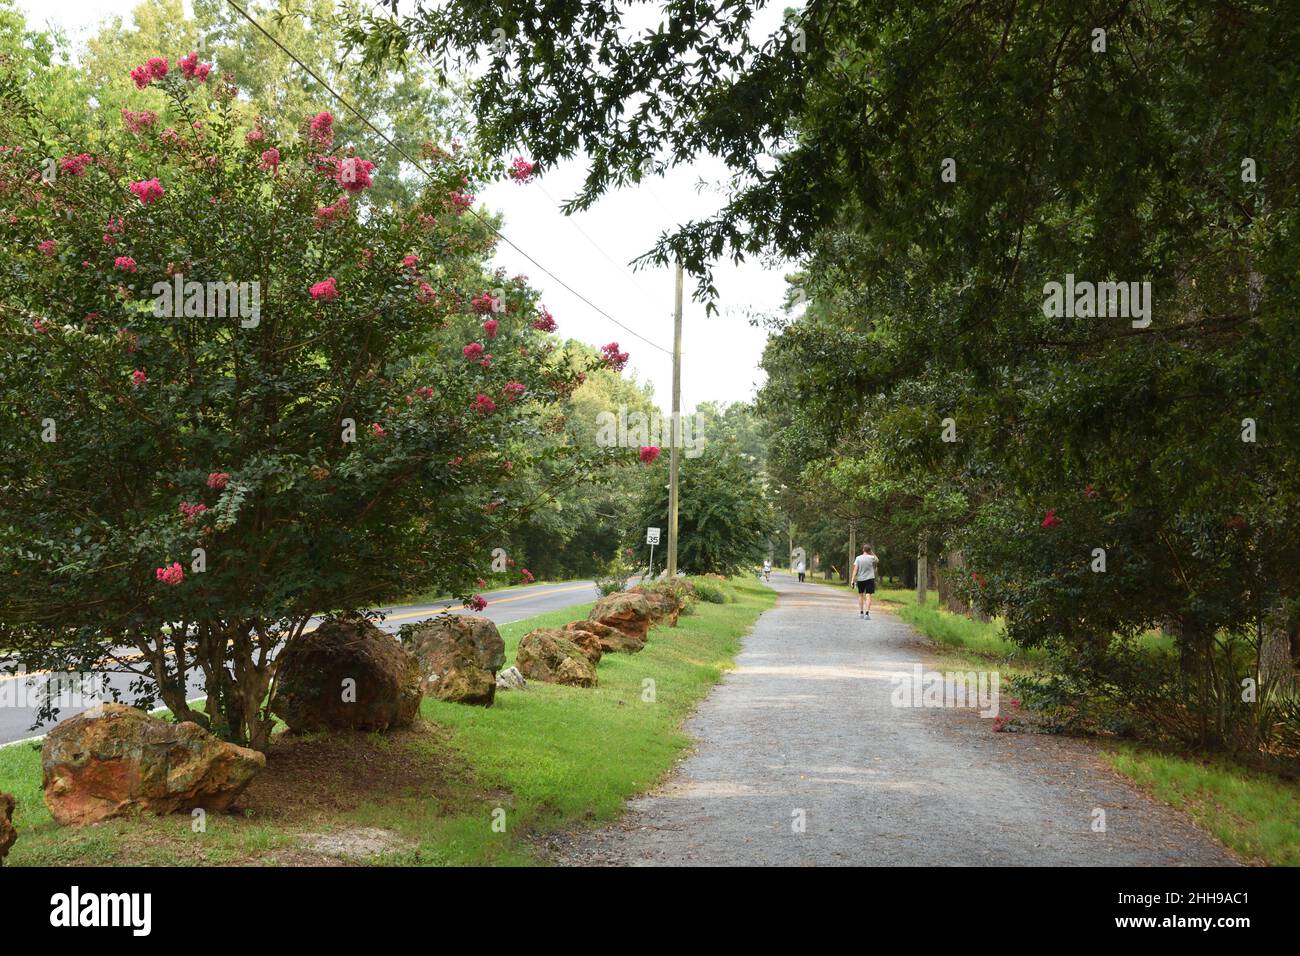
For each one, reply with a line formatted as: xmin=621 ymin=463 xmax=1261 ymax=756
xmin=566 ymin=628 xmax=603 ymax=665
xmin=496 ymin=666 xmax=527 ymax=691
xmin=0 ymin=793 xmax=14 ymax=864
xmin=401 ymin=614 xmax=504 ymax=706
xmin=41 ymin=704 xmax=265 ymax=827
xmin=515 ymin=629 xmax=598 ymax=687
xmin=273 ymin=615 xmax=422 ymax=732
xmin=564 ymin=619 xmax=645 ymax=654
xmin=631 ymin=581 xmax=697 ymax=627
xmin=588 ymin=591 xmax=656 ymax=641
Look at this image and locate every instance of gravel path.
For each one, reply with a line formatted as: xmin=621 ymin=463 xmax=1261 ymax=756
xmin=560 ymin=575 xmax=1236 ymax=866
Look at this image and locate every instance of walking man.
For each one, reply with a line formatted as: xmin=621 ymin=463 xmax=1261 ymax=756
xmin=796 ymin=557 xmax=806 ymax=583
xmin=851 ymin=545 xmax=879 ymax=618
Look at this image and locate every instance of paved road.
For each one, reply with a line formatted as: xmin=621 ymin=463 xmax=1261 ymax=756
xmin=561 ymin=573 xmax=1235 ymax=866
xmin=0 ymin=579 xmax=598 ymax=746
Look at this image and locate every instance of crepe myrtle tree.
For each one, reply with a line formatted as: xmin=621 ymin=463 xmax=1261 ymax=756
xmin=0 ymin=53 xmax=620 ymax=749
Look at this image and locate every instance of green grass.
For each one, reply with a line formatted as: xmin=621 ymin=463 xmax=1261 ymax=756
xmin=1104 ymin=746 xmax=1300 ymax=866
xmin=1 ymin=575 xmax=774 ymax=866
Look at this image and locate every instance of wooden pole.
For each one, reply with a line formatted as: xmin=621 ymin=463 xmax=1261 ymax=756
xmin=667 ymin=261 xmax=683 ymax=577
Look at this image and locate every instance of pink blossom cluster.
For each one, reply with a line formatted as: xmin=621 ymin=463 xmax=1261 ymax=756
xmin=58 ymin=153 xmax=92 ymax=177
xmin=472 ymin=393 xmax=496 ymax=415
xmin=639 ymin=445 xmax=661 ymax=464
xmin=309 ymin=111 xmax=334 ymax=146
xmin=531 ymin=308 xmax=557 ymax=333
xmin=177 ymin=51 xmax=212 ymax=82
xmin=333 ymin=156 xmax=376 ymax=193
xmin=464 ymin=595 xmax=488 ymax=611
xmin=310 ymin=277 xmax=339 ymax=302
xmin=448 ymin=191 xmax=474 ymax=214
xmin=483 ymin=318 xmax=499 ymax=339
xmin=130 ymin=57 xmax=169 ymax=90
xmin=129 ymin=178 xmax=165 ymax=205
xmin=259 ymin=148 xmax=280 ymax=172
xmin=155 ymin=562 xmax=185 ymax=586
xmin=503 ymin=381 xmax=526 ymax=402
xmin=206 ymin=472 xmax=230 ymax=491
xmin=314 ymin=195 xmax=351 ymax=228
xmin=600 ymin=342 xmax=629 ymax=372
xmin=121 ymin=109 xmax=158 ymax=135
xmin=508 ymin=156 xmax=536 ymax=182
xmin=115 ymin=256 xmax=138 ymax=273
xmin=471 ymin=292 xmax=498 ymax=315
xmin=178 ymin=502 xmax=208 ymax=525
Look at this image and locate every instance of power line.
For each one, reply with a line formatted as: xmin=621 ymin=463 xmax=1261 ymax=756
xmin=223 ymin=0 xmax=674 ymax=355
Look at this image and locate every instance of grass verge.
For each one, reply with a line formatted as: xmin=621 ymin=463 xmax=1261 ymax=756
xmin=0 ymin=575 xmax=774 ymax=866
xmin=1103 ymin=746 xmax=1300 ymax=866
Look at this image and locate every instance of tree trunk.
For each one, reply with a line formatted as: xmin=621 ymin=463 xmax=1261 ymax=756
xmin=1260 ymin=607 xmax=1296 ymax=697
xmin=847 ymin=523 xmax=856 ymax=584
xmin=916 ymin=539 xmax=927 ymax=606
xmin=939 ymin=550 xmax=968 ymax=614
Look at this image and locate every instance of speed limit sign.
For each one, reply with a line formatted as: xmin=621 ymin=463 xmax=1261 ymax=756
xmin=646 ymin=527 xmax=661 ymax=545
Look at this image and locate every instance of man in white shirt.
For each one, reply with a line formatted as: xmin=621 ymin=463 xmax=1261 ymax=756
xmin=851 ymin=545 xmax=879 ymax=618
xmin=796 ymin=558 xmax=806 ymax=583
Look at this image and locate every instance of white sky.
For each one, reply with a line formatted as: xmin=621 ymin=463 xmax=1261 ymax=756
xmin=17 ymin=0 xmax=790 ymax=412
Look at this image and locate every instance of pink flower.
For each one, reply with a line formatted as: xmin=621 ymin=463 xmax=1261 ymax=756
xmin=121 ymin=109 xmax=158 ymax=135
xmin=1041 ymin=509 xmax=1060 ymax=529
xmin=531 ymin=307 xmax=557 ymax=333
xmin=155 ymin=562 xmax=185 ymax=586
xmin=476 ymin=577 xmax=487 ymax=588
xmin=178 ymin=502 xmax=208 ymax=524
xmin=334 ymin=156 xmax=376 ymax=193
xmin=509 ymin=156 xmax=536 ymax=182
xmin=600 ymin=341 xmax=629 ymax=371
xmin=639 ymin=445 xmax=661 ymax=464
xmin=32 ymin=318 xmax=49 ymax=334
xmin=448 ymin=191 xmax=474 ymax=214
xmin=178 ymin=52 xmax=212 ymax=81
xmin=471 ymin=292 xmax=498 ymax=315
xmin=130 ymin=65 xmax=151 ymax=89
xmin=1083 ymin=483 xmax=1096 ymax=499
xmin=472 ymin=393 xmax=497 ymax=415
xmin=371 ymin=423 xmax=387 ymax=438
xmin=129 ymin=178 xmax=164 ymax=205
xmin=131 ymin=369 xmax=147 ymax=385
xmin=414 ymin=386 xmax=434 ymax=399
xmin=308 ymin=111 xmax=334 ymax=145
xmin=416 ymin=281 xmax=436 ymax=304
xmin=206 ymin=471 xmax=230 ymax=491
xmin=259 ymin=148 xmax=280 ymax=171
xmin=115 ymin=256 xmax=138 ymax=273
xmin=58 ymin=153 xmax=91 ymax=177
xmin=314 ymin=196 xmax=351 ymax=228
xmin=464 ymin=594 xmax=488 ymax=612
xmin=402 ymin=254 xmax=420 ymax=269
xmin=310 ymin=277 xmax=339 ymax=302
xmin=37 ymin=240 xmax=56 ymax=256
xmin=503 ymin=381 xmax=526 ymax=401
xmin=463 ymin=342 xmax=485 ymax=361
xmin=146 ymin=57 xmax=168 ymax=79
xmin=483 ymin=318 xmax=499 ymax=339
xmin=520 ymin=568 xmax=535 ymax=583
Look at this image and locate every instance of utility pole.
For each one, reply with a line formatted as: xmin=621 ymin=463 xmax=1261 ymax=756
xmin=667 ymin=260 xmax=684 ymax=577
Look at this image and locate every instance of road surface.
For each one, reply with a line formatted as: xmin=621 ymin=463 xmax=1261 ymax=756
xmin=0 ymin=579 xmax=598 ymax=747
xmin=560 ymin=573 xmax=1235 ymax=866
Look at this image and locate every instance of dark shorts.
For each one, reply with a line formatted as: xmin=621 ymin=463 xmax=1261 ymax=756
xmin=856 ymin=578 xmax=876 ymax=594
